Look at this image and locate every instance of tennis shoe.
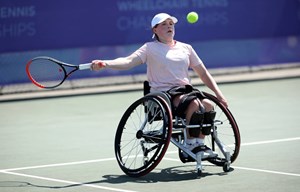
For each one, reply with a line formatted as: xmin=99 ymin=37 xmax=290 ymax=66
xmin=183 ymin=142 xmax=218 ymax=159
xmin=199 ymin=145 xmax=218 ymax=159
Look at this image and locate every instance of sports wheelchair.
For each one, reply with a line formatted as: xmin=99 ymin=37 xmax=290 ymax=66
xmin=114 ymin=82 xmax=241 ymax=177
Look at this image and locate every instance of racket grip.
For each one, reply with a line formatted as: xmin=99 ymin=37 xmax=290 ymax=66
xmin=79 ymin=63 xmax=92 ymax=70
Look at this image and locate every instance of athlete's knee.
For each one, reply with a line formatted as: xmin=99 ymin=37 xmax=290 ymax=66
xmin=187 ymin=99 xmax=202 ymax=113
xmin=174 ymin=95 xmax=199 ymax=117
xmin=202 ymin=98 xmax=213 ymax=112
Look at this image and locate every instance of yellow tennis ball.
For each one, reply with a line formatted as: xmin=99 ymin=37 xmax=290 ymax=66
xmin=187 ymin=12 xmax=198 ymax=24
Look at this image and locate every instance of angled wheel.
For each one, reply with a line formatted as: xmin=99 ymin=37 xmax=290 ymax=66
xmin=115 ymin=95 xmax=172 ymax=177
xmin=203 ymin=92 xmax=241 ymax=166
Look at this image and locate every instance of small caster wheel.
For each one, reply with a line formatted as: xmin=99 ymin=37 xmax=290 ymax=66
xmin=223 ymin=162 xmax=231 ymax=172
xmin=197 ymin=168 xmax=202 ymax=177
xmin=143 ymin=160 xmax=148 ymax=166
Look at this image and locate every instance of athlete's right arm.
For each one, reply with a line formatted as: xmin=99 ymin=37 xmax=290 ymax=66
xmin=91 ymin=53 xmax=143 ymax=71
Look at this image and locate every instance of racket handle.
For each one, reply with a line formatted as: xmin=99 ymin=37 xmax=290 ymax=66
xmin=79 ymin=63 xmax=92 ymax=70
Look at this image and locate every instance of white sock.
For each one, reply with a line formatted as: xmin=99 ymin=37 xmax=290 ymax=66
xmin=186 ymin=138 xmax=196 ymax=145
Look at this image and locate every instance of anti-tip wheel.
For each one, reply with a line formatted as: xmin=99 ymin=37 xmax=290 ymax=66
xmin=223 ymin=162 xmax=231 ymax=172
xmin=197 ymin=168 xmax=202 ymax=177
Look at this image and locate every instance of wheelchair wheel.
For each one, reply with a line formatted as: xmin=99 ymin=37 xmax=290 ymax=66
xmin=203 ymin=92 xmax=241 ymax=166
xmin=115 ymin=95 xmax=173 ymax=177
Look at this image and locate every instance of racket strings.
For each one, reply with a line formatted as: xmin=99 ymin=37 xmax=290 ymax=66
xmin=27 ymin=59 xmax=66 ymax=88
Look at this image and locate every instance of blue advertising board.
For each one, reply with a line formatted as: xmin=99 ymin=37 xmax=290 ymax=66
xmin=1 ymin=0 xmax=300 ymax=53
xmin=0 ymin=0 xmax=300 ymax=85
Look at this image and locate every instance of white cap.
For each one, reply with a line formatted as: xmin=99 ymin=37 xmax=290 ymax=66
xmin=151 ymin=13 xmax=178 ymax=28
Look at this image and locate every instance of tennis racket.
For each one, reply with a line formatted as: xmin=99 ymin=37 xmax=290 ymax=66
xmin=26 ymin=56 xmax=92 ymax=89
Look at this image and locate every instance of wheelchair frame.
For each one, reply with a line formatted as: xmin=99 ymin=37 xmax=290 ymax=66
xmin=114 ymin=86 xmax=241 ymax=178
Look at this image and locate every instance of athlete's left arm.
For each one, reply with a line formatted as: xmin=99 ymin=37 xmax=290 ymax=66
xmin=192 ymin=64 xmax=228 ymax=108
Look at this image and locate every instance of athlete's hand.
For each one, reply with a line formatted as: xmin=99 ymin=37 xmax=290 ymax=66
xmin=216 ymin=93 xmax=228 ymax=108
xmin=219 ymin=97 xmax=228 ymax=108
xmin=91 ymin=60 xmax=107 ymax=71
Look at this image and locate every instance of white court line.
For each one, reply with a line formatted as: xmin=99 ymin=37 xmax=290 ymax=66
xmin=1 ymin=137 xmax=299 ymax=172
xmin=240 ymin=137 xmax=300 ymax=146
xmin=0 ymin=170 xmax=137 ymax=192
xmin=231 ymin=166 xmax=300 ymax=177
xmin=0 ymin=157 xmax=115 ymax=172
xmin=163 ymin=157 xmax=300 ymax=177
xmin=162 ymin=157 xmax=300 ymax=177
xmin=164 ymin=137 xmax=300 ymax=154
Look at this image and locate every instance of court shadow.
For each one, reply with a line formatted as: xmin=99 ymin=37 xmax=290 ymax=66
xmin=101 ymin=164 xmax=232 ymax=184
xmin=59 ymin=164 xmax=232 ymax=187
xmin=0 ymin=166 xmax=233 ymax=189
xmin=0 ymin=181 xmax=33 ymax=188
xmin=54 ymin=164 xmax=232 ymax=188
xmin=0 ymin=181 xmax=62 ymax=189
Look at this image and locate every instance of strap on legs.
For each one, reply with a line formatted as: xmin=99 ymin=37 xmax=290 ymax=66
xmin=188 ymin=110 xmax=203 ymax=137
xmin=202 ymin=111 xmax=216 ymax=135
